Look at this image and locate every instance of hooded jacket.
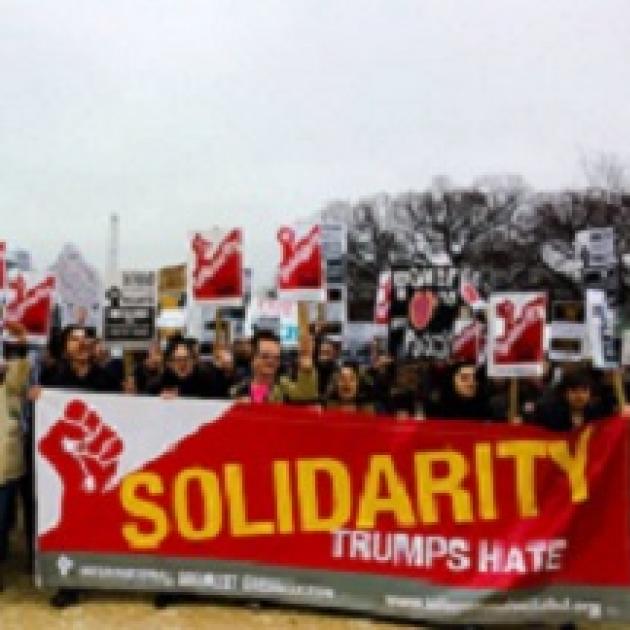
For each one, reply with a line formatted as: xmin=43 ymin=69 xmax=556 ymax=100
xmin=0 ymin=358 xmax=30 ymax=485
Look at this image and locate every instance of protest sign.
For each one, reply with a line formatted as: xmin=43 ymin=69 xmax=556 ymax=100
xmin=103 ymin=270 xmax=156 ymax=346
xmin=189 ymin=229 xmax=243 ymax=306
xmin=157 ymin=264 xmax=187 ymax=341
xmin=451 ymin=318 xmax=485 ymax=364
xmin=321 ymin=222 xmax=346 ymax=286
xmin=586 ymin=289 xmax=620 ymax=370
xmin=548 ymin=301 xmax=586 ymax=363
xmin=49 ymin=243 xmax=102 ymax=331
xmin=389 ymin=266 xmax=461 ymax=360
xmin=575 ymin=227 xmax=616 ymax=268
xmin=3 ymin=271 xmax=56 ymax=343
xmin=277 ymin=224 xmax=324 ymax=301
xmin=35 ymin=391 xmax=630 ymax=625
xmin=246 ymin=298 xmax=299 ymax=347
xmin=576 ymin=227 xmax=621 ymax=309
xmin=320 ymin=223 xmax=347 ymax=338
xmin=488 ymin=292 xmax=546 ymax=378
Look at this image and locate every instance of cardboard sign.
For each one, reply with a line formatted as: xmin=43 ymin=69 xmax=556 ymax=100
xmin=389 ymin=267 xmax=461 ymax=360
xmin=3 ymin=271 xmax=56 ymax=343
xmin=586 ymin=289 xmax=620 ymax=369
xmin=277 ymin=224 xmax=324 ymax=301
xmin=103 ymin=270 xmax=156 ymax=346
xmin=548 ymin=301 xmax=586 ymax=362
xmin=158 ymin=264 xmax=187 ymax=307
xmin=49 ymin=243 xmax=102 ymax=331
xmin=488 ymin=292 xmax=547 ymax=378
xmin=189 ymin=229 xmax=243 ymax=306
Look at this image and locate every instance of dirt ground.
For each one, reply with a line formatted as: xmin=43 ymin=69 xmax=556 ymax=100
xmin=1 ymin=530 xmax=626 ymax=630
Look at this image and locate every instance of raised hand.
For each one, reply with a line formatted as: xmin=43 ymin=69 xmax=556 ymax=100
xmin=298 ymin=332 xmax=314 ymax=371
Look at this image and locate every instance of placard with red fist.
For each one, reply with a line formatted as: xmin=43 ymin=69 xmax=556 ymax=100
xmin=488 ymin=292 xmax=547 ymax=378
xmin=189 ymin=228 xmax=244 ymax=306
xmin=277 ymin=224 xmax=324 ymax=301
xmin=3 ymin=270 xmax=56 ymax=343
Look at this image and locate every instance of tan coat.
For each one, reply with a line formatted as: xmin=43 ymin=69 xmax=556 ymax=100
xmin=230 ymin=367 xmax=319 ymax=403
xmin=0 ymin=358 xmax=30 ymax=485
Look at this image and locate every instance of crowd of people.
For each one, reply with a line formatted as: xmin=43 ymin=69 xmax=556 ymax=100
xmin=1 ymin=319 xmax=627 ymax=629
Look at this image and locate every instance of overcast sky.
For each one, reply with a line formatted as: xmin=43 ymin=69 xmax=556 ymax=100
xmin=2 ymin=0 xmax=629 ymax=286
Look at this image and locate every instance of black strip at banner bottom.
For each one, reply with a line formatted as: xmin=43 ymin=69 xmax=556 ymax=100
xmin=36 ymin=552 xmax=630 ymax=625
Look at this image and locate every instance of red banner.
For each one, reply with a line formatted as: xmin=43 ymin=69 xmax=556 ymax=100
xmin=35 ymin=392 xmax=630 ymax=624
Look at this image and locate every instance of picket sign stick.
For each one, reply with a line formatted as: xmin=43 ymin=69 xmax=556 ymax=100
xmin=214 ymin=308 xmax=225 ymax=359
xmin=612 ymin=369 xmax=627 ymax=412
xmin=223 ymin=311 xmax=232 ymax=349
xmin=298 ymin=302 xmax=310 ymax=337
xmin=508 ymin=377 xmax=520 ymax=424
xmin=317 ymin=302 xmax=326 ymax=322
xmin=122 ymin=348 xmax=135 ymax=382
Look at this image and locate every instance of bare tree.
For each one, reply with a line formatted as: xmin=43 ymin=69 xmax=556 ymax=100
xmin=311 ymin=175 xmax=630 ymax=321
xmin=580 ymin=151 xmax=629 ymax=192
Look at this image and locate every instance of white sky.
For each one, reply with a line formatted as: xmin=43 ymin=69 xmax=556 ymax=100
xmin=2 ymin=0 xmax=629 ymax=286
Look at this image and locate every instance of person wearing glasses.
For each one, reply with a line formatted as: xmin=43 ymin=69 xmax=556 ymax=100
xmin=230 ymin=329 xmax=317 ymax=403
xmin=155 ymin=335 xmax=229 ymax=399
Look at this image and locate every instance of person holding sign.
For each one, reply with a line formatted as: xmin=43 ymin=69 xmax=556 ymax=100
xmin=155 ymin=336 xmax=230 ymax=399
xmin=0 ymin=323 xmax=30 ymax=591
xmin=230 ymin=330 xmax=317 ymax=403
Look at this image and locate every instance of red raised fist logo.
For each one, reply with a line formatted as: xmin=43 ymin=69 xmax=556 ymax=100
xmin=39 ymin=399 xmax=124 ymax=494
